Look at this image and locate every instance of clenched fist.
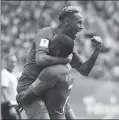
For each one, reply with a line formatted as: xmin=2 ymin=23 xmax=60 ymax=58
xmin=91 ymin=36 xmax=102 ymax=50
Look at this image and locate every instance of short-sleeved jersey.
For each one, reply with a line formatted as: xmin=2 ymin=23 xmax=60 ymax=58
xmin=1 ymin=69 xmax=18 ymax=104
xmin=17 ymin=27 xmax=79 ymax=94
xmin=38 ymin=64 xmax=77 ymax=119
xmin=17 ymin=27 xmax=55 ymax=93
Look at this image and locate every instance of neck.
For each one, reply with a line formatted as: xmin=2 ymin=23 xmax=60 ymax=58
xmin=54 ymin=24 xmax=65 ymax=35
xmin=54 ymin=24 xmax=75 ymax=39
xmin=55 ymin=24 xmax=74 ymax=39
xmin=6 ymin=68 xmax=12 ymax=73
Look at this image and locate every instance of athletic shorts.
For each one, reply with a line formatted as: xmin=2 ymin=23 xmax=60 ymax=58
xmin=22 ymin=97 xmax=50 ymax=119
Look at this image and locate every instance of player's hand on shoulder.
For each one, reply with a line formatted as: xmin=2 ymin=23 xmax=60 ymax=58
xmin=91 ymin=36 xmax=102 ymax=50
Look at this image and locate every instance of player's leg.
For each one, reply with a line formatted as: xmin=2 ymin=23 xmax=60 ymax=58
xmin=16 ymin=78 xmax=50 ymax=119
xmin=17 ymin=95 xmax=50 ymax=119
xmin=16 ymin=80 xmax=41 ymax=106
xmin=17 ymin=68 xmax=54 ymax=106
xmin=17 ymin=65 xmax=68 ymax=106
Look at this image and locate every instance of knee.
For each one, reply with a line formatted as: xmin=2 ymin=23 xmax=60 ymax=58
xmin=16 ymin=91 xmax=32 ymax=106
xmin=16 ymin=92 xmax=26 ymax=105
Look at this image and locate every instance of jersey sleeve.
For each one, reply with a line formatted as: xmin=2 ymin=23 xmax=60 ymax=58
xmin=1 ymin=70 xmax=9 ymax=87
xmin=35 ymin=27 xmax=53 ymax=53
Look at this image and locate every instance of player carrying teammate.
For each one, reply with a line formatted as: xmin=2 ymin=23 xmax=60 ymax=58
xmin=17 ymin=6 xmax=102 ymax=119
xmin=18 ymin=34 xmax=75 ymax=119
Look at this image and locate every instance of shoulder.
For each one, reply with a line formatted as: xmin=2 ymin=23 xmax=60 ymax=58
xmin=1 ymin=69 xmax=9 ymax=75
xmin=35 ymin=27 xmax=54 ymax=52
xmin=37 ymin=27 xmax=54 ymax=39
xmin=38 ymin=27 xmax=52 ymax=32
xmin=1 ymin=69 xmax=10 ymax=82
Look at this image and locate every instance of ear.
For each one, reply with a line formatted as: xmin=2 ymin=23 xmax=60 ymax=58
xmin=64 ymin=18 xmax=69 ymax=25
xmin=55 ymin=49 xmax=60 ymax=56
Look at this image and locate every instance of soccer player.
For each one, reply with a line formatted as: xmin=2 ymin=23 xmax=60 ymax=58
xmin=18 ymin=34 xmax=75 ymax=119
xmin=17 ymin=6 xmax=102 ymax=119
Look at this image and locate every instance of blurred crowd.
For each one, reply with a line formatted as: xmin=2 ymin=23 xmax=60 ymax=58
xmin=1 ymin=1 xmax=119 ymax=81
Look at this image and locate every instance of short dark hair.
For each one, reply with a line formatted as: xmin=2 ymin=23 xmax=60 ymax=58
xmin=49 ymin=34 xmax=74 ymax=57
xmin=59 ymin=6 xmax=81 ymax=21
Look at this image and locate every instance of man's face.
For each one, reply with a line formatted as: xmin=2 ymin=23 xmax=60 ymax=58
xmin=6 ymin=56 xmax=17 ymax=71
xmin=64 ymin=12 xmax=83 ymax=39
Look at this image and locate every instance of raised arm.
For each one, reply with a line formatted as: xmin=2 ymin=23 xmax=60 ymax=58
xmin=70 ymin=36 xmax=102 ymax=76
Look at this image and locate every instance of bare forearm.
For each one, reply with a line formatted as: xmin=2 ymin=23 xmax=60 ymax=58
xmin=77 ymin=48 xmax=101 ymax=76
xmin=71 ymin=36 xmax=102 ymax=76
xmin=36 ymin=53 xmax=70 ymax=67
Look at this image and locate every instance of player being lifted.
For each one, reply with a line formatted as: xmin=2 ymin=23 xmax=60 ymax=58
xmin=18 ymin=34 xmax=76 ymax=119
xmin=17 ymin=6 xmax=102 ymax=119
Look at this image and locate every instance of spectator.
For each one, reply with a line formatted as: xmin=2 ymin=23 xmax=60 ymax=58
xmin=1 ymin=54 xmax=18 ymax=119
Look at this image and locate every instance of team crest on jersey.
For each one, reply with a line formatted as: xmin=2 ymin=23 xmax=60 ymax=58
xmin=40 ymin=38 xmax=49 ymax=48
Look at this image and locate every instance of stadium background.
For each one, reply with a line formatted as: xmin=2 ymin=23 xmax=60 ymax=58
xmin=1 ymin=1 xmax=119 ymax=119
